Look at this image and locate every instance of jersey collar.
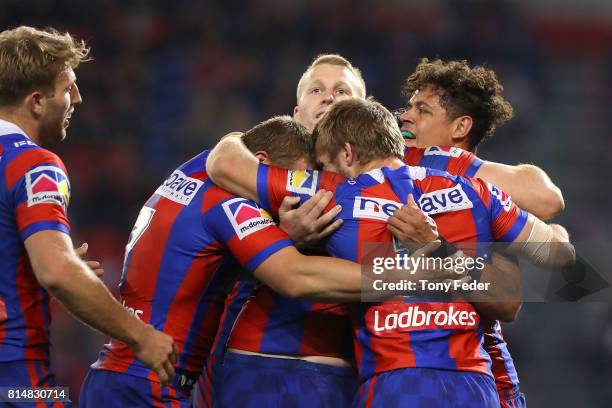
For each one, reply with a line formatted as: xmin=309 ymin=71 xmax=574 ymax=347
xmin=0 ymin=119 xmax=29 ymax=138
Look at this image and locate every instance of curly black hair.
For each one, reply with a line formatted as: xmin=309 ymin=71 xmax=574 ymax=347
xmin=402 ymin=58 xmax=514 ymax=151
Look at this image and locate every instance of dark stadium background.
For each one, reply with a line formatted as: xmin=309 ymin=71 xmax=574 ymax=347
xmin=3 ymin=0 xmax=612 ymax=405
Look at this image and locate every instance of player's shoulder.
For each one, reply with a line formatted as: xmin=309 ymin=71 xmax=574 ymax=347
xmin=2 ymin=139 xmax=68 ymax=190
xmin=404 ymin=146 xmax=470 ymax=161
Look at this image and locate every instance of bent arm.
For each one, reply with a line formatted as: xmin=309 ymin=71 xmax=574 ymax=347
xmin=467 ymin=254 xmax=522 ymax=322
xmin=26 ymin=230 xmax=148 ymax=348
xmin=475 ymin=162 xmax=564 ymax=220
xmin=507 ymin=214 xmax=575 ymax=268
xmin=253 ymin=246 xmax=363 ymax=301
xmin=206 ymin=133 xmax=259 ymax=201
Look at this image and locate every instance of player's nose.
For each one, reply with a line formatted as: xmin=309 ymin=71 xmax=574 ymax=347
xmin=399 ymin=109 xmax=414 ymax=124
xmin=322 ymin=91 xmax=335 ymax=104
xmin=71 ymin=84 xmax=83 ymax=106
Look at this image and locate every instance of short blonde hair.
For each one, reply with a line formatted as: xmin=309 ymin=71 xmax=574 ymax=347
xmin=296 ymin=54 xmax=366 ymax=101
xmin=0 ymin=26 xmax=90 ymax=107
xmin=313 ymin=97 xmax=404 ymax=164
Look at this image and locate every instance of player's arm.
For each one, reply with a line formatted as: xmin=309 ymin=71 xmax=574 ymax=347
xmin=25 ymin=230 xmax=178 ymax=385
xmin=475 ymin=162 xmax=564 ymax=221
xmin=253 ymin=244 xmax=461 ymax=302
xmin=464 ymin=254 xmax=522 ymax=322
xmin=505 ymin=213 xmax=575 ymax=269
xmin=206 ymin=132 xmax=259 ymax=201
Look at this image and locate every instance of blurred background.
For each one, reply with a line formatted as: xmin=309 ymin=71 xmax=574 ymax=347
xmin=3 ymin=0 xmax=612 ymax=405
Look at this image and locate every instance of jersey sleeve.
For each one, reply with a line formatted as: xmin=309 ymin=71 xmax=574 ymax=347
xmin=470 ymin=178 xmax=528 ymax=242
xmin=205 ymin=195 xmax=294 ymax=273
xmin=5 ymin=148 xmax=71 ymax=241
xmin=256 ymin=163 xmax=340 ymax=215
xmin=404 ymin=146 xmax=484 ymax=177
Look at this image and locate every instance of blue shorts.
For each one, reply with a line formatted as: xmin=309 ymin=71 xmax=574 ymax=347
xmin=354 ymin=367 xmax=500 ymax=408
xmin=499 ymin=385 xmax=526 ymax=408
xmin=216 ymin=352 xmax=358 ymax=408
xmin=0 ymin=360 xmax=70 ymax=407
xmin=79 ymin=369 xmax=192 ymax=408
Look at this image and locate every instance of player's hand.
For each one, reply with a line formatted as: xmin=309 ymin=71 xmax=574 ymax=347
xmin=387 ymin=194 xmax=438 ymax=252
xmin=75 ymin=243 xmax=104 ymax=277
xmin=132 ymin=324 xmax=178 ymax=387
xmin=279 ymin=190 xmax=343 ymax=249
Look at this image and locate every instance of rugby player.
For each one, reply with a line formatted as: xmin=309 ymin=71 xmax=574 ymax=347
xmin=197 ymin=54 xmax=566 ymax=407
xmin=79 ymin=116 xmax=446 ymax=407
xmin=0 ymin=26 xmax=177 ymax=399
xmin=205 ymin=98 xmax=575 ymax=406
xmin=395 ymin=58 xmax=559 ymax=407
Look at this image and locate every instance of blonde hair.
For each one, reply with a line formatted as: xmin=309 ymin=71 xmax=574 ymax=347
xmin=313 ymin=97 xmax=404 ymax=164
xmin=0 ymin=26 xmax=90 ymax=107
xmin=296 ymin=54 xmax=366 ymax=101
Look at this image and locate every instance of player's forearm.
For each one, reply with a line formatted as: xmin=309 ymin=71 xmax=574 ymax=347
xmin=282 ymin=255 xmax=364 ymax=302
xmin=206 ymin=133 xmax=259 ymax=201
xmin=476 ymin=162 xmax=564 ymax=220
xmin=508 ymin=217 xmax=575 ymax=269
xmin=462 ymin=254 xmax=523 ymax=322
xmin=40 ymin=255 xmax=146 ymax=349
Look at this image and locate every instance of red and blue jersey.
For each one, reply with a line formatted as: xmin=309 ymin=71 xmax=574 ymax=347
xmin=0 ymin=119 xmax=71 ymax=363
xmin=403 ymin=146 xmax=483 ymax=177
xmin=92 ymin=150 xmax=293 ymax=381
xmin=404 ymin=146 xmax=521 ymax=393
xmin=254 ymin=163 xmax=528 ymax=381
xmin=224 ymin=147 xmax=483 ymax=362
xmin=227 ymin=284 xmax=355 ymax=359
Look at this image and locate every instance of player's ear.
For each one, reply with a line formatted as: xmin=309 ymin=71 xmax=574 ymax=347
xmin=343 ymin=142 xmax=354 ymax=166
xmin=293 ymin=106 xmax=300 ymax=117
xmin=25 ymin=91 xmax=46 ymax=119
xmin=254 ymin=151 xmax=268 ymax=162
xmin=451 ymin=115 xmax=472 ymax=144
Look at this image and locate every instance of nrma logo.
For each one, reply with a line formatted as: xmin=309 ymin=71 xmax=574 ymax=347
xmin=155 ymin=170 xmax=203 ymax=206
xmin=222 ymin=197 xmax=275 ymax=240
xmin=25 ymin=165 xmax=70 ymax=211
xmin=286 ymin=170 xmax=318 ymax=196
xmin=352 ymin=196 xmax=402 ymax=221
xmin=423 ymin=146 xmax=463 ymax=158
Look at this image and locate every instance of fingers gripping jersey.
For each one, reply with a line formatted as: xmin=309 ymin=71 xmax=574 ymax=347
xmin=0 ymin=121 xmax=71 ymax=363
xmin=92 ymin=150 xmax=292 ymax=380
xmin=255 ymin=163 xmax=528 ymax=381
xmin=404 ymin=146 xmax=522 ymax=394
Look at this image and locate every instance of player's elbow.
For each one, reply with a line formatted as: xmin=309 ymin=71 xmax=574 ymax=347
xmin=33 ymin=260 xmax=70 ymax=294
xmin=206 ymin=154 xmax=233 ymax=186
xmin=537 ymin=186 xmax=565 ymax=221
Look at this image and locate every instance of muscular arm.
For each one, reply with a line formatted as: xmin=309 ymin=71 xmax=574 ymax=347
xmin=507 ymin=214 xmax=575 ymax=268
xmin=465 ymin=254 xmax=522 ymax=322
xmin=475 ymin=162 xmax=564 ymax=220
xmin=206 ymin=133 xmax=259 ymax=201
xmin=253 ymin=245 xmax=461 ymax=303
xmin=25 ymin=230 xmax=177 ymax=384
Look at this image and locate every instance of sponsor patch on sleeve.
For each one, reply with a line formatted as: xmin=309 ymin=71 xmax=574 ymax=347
xmin=418 ymin=184 xmax=473 ymax=215
xmin=424 ymin=146 xmax=463 ymax=158
xmin=25 ymin=165 xmax=70 ymax=211
xmin=286 ymin=170 xmax=318 ymax=196
xmin=486 ymin=182 xmax=513 ymax=212
xmin=222 ymin=197 xmax=276 ymax=240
